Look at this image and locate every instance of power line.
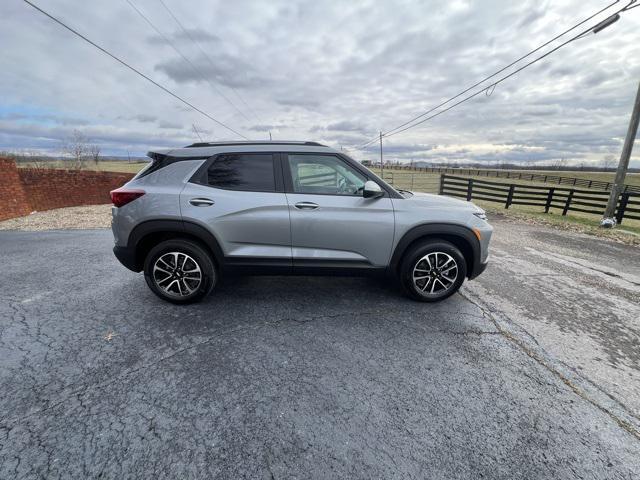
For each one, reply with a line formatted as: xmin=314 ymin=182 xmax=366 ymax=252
xmin=157 ymin=0 xmax=264 ymax=125
xmin=21 ymin=0 xmax=248 ymax=140
xmin=358 ymin=0 xmax=635 ymax=148
xmin=192 ymin=123 xmax=204 ymax=142
xmin=385 ymin=3 xmax=636 ymax=139
xmin=383 ymin=0 xmax=621 ymax=138
xmin=124 ymin=0 xmax=252 ymax=125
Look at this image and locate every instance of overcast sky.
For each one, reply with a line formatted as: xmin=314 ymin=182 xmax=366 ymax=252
xmin=1 ymin=0 xmax=639 ymax=166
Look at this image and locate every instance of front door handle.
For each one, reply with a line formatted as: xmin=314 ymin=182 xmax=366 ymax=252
xmin=189 ymin=197 xmax=215 ymax=207
xmin=294 ymin=201 xmax=319 ymax=210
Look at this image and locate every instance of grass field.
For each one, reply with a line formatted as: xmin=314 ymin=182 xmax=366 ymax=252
xmin=17 ymin=161 xmax=640 ymax=186
xmin=14 ymin=161 xmax=640 ymax=236
xmin=511 ymin=170 xmax=640 ymax=187
xmin=17 ymin=160 xmax=150 ymax=174
xmin=371 ymin=167 xmax=640 ymax=190
xmin=368 ymin=167 xmax=640 ymax=235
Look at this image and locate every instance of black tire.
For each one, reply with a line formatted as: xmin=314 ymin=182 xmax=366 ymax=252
xmin=399 ymin=240 xmax=467 ymax=302
xmin=143 ymin=239 xmax=216 ymax=304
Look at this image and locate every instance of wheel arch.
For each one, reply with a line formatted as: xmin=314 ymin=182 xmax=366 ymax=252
xmin=390 ymin=223 xmax=480 ymax=279
xmin=126 ymin=220 xmax=224 ymax=272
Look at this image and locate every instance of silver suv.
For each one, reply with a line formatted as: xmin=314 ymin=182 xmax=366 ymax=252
xmin=111 ymin=141 xmax=492 ymax=304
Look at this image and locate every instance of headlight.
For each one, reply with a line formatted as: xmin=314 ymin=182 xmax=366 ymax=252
xmin=473 ymin=211 xmax=487 ymax=221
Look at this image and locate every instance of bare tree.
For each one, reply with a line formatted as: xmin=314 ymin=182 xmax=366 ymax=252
xmin=551 ymin=157 xmax=568 ymax=171
xmin=601 ymin=154 xmax=615 ymax=172
xmin=89 ymin=144 xmax=101 ymax=166
xmin=62 ymin=130 xmax=90 ymax=170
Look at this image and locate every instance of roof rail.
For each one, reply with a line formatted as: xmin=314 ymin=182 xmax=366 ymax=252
xmin=184 ymin=141 xmax=326 ymax=148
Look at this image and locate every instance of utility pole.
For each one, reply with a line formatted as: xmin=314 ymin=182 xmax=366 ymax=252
xmin=379 ymin=131 xmax=384 ymax=179
xmin=602 ymin=80 xmax=640 ymax=225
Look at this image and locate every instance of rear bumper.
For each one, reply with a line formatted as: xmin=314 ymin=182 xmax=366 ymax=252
xmin=113 ymin=245 xmax=141 ymax=272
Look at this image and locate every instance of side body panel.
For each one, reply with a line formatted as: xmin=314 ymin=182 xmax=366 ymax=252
xmin=180 ymin=182 xmax=291 ymax=261
xmin=390 ymin=194 xmax=493 ymax=277
xmin=111 ymin=160 xmax=204 ymax=247
xmin=285 ymin=193 xmax=395 ymax=267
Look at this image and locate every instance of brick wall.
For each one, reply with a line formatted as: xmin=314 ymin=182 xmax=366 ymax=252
xmin=0 ymin=157 xmax=134 ymax=221
xmin=0 ymin=158 xmax=32 ymax=221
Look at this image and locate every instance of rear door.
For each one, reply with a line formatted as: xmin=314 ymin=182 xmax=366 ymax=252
xmin=283 ymin=153 xmax=395 ymax=268
xmin=180 ymin=152 xmax=291 ymax=266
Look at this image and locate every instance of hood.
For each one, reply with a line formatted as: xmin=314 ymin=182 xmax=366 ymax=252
xmin=405 ymin=191 xmax=478 ymax=209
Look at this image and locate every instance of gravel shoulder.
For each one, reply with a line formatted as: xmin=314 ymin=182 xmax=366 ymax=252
xmin=0 ymin=205 xmax=112 ymax=231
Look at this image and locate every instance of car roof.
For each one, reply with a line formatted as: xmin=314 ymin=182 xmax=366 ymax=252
xmin=152 ymin=141 xmax=340 ymax=158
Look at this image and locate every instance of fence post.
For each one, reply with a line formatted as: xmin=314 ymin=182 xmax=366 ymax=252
xmin=505 ymin=184 xmax=515 ymax=209
xmin=467 ymin=178 xmax=473 ymax=201
xmin=562 ymin=189 xmax=574 ymax=216
xmin=439 ymin=174 xmax=445 ymax=195
xmin=616 ymin=192 xmax=630 ymax=225
xmin=545 ymin=188 xmax=555 ymax=213
xmin=411 ymin=173 xmax=415 ymax=190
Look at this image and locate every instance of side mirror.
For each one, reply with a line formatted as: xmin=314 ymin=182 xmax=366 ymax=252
xmin=363 ymin=180 xmax=384 ymax=199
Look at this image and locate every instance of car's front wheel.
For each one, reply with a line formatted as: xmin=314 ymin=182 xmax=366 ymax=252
xmin=143 ymin=239 xmax=216 ymax=304
xmin=400 ymin=240 xmax=467 ymax=302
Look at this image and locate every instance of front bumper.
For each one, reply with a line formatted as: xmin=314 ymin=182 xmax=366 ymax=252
xmin=468 ymin=259 xmax=488 ymax=280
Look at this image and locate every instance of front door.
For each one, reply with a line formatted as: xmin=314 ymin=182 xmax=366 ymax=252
xmin=283 ymin=153 xmax=395 ymax=268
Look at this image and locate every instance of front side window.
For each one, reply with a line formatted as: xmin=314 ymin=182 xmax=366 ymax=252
xmin=287 ymin=154 xmax=367 ymax=196
xmin=207 ymin=153 xmax=275 ymax=192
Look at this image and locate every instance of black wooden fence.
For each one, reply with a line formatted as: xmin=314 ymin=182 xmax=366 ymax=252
xmin=382 ymin=165 xmax=640 ymax=193
xmin=439 ymin=175 xmax=640 ymax=224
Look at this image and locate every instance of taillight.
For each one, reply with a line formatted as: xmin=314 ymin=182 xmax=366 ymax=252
xmin=110 ymin=188 xmax=145 ymax=207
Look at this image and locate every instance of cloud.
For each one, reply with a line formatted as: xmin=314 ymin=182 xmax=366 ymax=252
xmin=131 ymin=114 xmax=158 ymax=123
xmin=147 ymin=28 xmax=221 ymax=46
xmin=154 ymin=53 xmax=268 ymax=89
xmin=0 ymin=0 xmax=638 ymax=166
xmin=248 ymin=124 xmax=287 ymax=132
xmin=158 ymin=120 xmax=182 ymax=129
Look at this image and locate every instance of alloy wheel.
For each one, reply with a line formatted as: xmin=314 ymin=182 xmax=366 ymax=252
xmin=412 ymin=251 xmax=458 ymax=296
xmin=152 ymin=251 xmax=203 ymax=298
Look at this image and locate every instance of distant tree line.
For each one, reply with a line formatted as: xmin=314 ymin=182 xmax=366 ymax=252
xmin=361 ymin=155 xmax=638 ymax=173
xmin=1 ymin=130 xmax=101 ymax=170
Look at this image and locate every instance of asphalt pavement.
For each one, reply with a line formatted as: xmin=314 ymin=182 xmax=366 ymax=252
xmin=1 ymin=221 xmax=639 ymax=479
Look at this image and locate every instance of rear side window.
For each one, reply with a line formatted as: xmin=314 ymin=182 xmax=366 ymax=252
xmin=207 ymin=153 xmax=275 ymax=192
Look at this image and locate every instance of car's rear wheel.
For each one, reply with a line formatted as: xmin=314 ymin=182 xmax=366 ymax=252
xmin=144 ymin=239 xmax=216 ymax=304
xmin=400 ymin=240 xmax=466 ymax=302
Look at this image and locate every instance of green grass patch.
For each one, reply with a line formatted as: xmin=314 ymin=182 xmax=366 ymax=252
xmin=17 ymin=160 xmax=149 ymax=174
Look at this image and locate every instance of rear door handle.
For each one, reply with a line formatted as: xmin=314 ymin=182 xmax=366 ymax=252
xmin=189 ymin=197 xmax=215 ymax=207
xmin=294 ymin=201 xmax=319 ymax=210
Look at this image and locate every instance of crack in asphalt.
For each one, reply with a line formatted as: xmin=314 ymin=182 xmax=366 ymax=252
xmin=459 ymin=290 xmax=640 ymax=442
